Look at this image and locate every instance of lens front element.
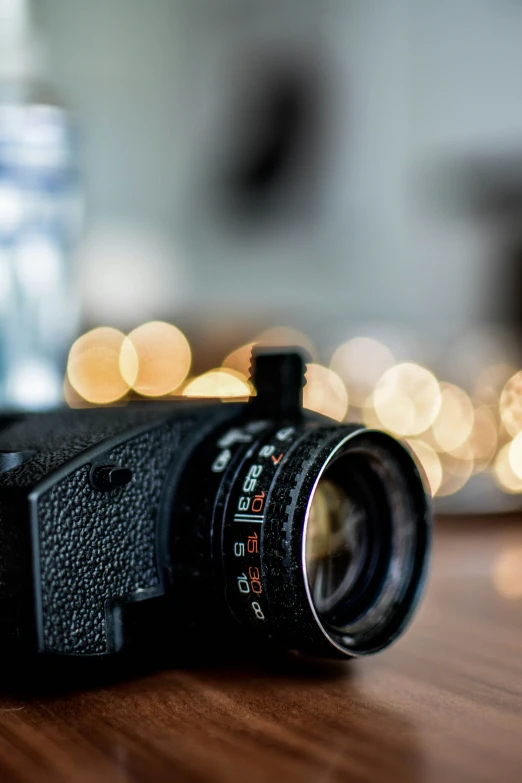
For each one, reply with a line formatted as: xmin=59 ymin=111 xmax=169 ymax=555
xmin=306 ymin=475 xmax=371 ymax=617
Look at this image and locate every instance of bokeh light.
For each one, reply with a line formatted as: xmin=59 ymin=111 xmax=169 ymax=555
xmin=303 ymin=364 xmax=348 ymax=422
xmin=508 ymin=433 xmax=522 ymax=480
xmin=330 ymin=337 xmax=395 ymax=407
xmin=121 ymin=321 xmax=191 ymax=397
xmin=492 ymin=548 xmax=522 ymax=599
xmin=222 ymin=342 xmax=254 ymax=377
xmin=432 ymin=383 xmax=474 ymax=453
xmin=437 ymin=451 xmax=474 ymax=497
xmin=493 ymin=443 xmax=522 ymax=494
xmin=405 ymin=439 xmax=442 ymax=496
xmin=467 ymin=405 xmax=499 ymax=467
xmin=500 ymin=371 xmax=522 ymax=437
xmin=63 ymin=375 xmax=89 ymax=408
xmin=373 ymin=363 xmax=441 ymax=436
xmin=183 ymin=369 xmax=251 ymax=400
xmin=67 ymin=327 xmax=136 ymax=405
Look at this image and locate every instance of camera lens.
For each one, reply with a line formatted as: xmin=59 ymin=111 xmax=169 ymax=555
xmin=168 ymin=418 xmax=430 ymax=660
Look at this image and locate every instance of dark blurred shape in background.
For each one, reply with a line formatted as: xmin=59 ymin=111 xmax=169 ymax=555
xmin=215 ymin=48 xmax=328 ymax=224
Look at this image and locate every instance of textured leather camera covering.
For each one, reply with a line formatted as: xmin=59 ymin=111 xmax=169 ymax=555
xmin=36 ymin=419 xmax=192 ymax=655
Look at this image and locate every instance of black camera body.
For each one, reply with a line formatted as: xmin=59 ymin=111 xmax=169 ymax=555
xmin=0 ymin=353 xmax=430 ymax=676
xmin=0 ymin=403 xmax=234 ymax=660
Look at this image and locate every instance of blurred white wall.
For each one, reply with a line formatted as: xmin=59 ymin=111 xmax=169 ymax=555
xmin=37 ymin=0 xmax=522 ymax=344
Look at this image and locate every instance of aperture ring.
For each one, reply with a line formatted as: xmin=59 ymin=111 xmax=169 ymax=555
xmin=221 ymin=423 xmax=304 ymax=632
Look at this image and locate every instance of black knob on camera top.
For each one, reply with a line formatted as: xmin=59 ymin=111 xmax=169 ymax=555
xmin=249 ymin=349 xmax=307 ymax=419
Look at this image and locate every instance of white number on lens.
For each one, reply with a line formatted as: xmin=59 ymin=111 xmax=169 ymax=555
xmin=211 ymin=449 xmax=232 ymax=473
xmin=237 ymin=574 xmax=250 ymax=593
xmin=218 ymin=429 xmax=252 ymax=448
xmin=238 ymin=496 xmax=250 ymax=511
xmin=259 ymin=445 xmax=275 ymax=458
xmin=242 ymin=464 xmax=262 ymax=492
xmin=234 ymin=542 xmax=245 ymax=557
xmin=252 ymin=602 xmax=265 ymax=620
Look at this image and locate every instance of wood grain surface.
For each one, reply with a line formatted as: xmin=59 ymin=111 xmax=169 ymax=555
xmin=0 ymin=517 xmax=521 ymax=783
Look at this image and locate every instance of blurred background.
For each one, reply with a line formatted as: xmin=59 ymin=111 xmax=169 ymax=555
xmin=4 ymin=0 xmax=522 ymax=513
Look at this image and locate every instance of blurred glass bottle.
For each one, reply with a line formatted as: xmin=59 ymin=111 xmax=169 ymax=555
xmin=0 ymin=0 xmax=81 ymax=409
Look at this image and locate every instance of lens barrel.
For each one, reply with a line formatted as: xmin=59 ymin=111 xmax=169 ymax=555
xmin=168 ymin=414 xmax=430 ymax=660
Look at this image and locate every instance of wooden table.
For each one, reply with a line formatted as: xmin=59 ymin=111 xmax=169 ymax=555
xmin=0 ymin=517 xmax=521 ymax=783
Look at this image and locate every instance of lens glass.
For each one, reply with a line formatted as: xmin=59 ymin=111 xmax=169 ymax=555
xmin=305 ymin=453 xmax=390 ymax=628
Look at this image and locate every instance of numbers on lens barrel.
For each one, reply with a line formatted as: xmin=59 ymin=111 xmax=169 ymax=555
xmin=238 ymin=496 xmax=250 ymax=511
xmin=236 ymin=568 xmax=263 ymax=596
xmin=233 ymin=532 xmax=258 ymax=557
xmin=225 ymin=427 xmax=299 ymax=631
xmin=251 ymin=491 xmax=265 ymax=513
xmin=211 ymin=448 xmax=232 ymax=473
xmin=247 ymin=532 xmax=259 ymax=554
xmin=248 ymin=566 xmax=263 ymax=595
xmin=259 ymin=444 xmax=275 ymax=458
xmin=237 ymin=573 xmax=250 ymax=594
xmin=276 ymin=427 xmax=294 ymax=442
xmin=242 ymin=463 xmax=263 ymax=493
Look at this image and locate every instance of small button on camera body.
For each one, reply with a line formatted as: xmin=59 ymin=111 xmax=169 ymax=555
xmin=90 ymin=464 xmax=133 ymax=492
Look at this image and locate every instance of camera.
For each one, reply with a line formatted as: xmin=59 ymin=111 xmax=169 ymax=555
xmin=0 ymin=351 xmax=429 ymax=678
